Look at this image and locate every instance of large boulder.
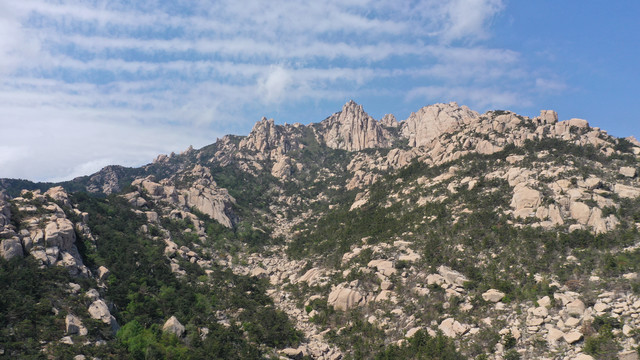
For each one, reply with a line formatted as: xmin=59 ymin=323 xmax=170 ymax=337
xmin=88 ymin=300 xmax=112 ymax=323
xmin=482 ymin=289 xmax=505 ymax=303
xmin=65 ymin=314 xmax=88 ymax=336
xmin=45 ymin=218 xmax=76 ymax=252
xmin=0 ymin=238 xmax=23 ymax=260
xmin=401 ymin=102 xmax=479 ymax=147
xmin=511 ymin=184 xmax=542 ymax=217
xmin=367 ymin=259 xmax=397 ymax=277
xmin=327 ymin=285 xmax=364 ymax=311
xmin=437 ymin=265 xmax=468 ymax=286
xmin=615 ymin=184 xmax=640 ymax=199
xmin=163 ymin=316 xmax=185 ymax=337
xmin=44 ymin=186 xmax=71 ymax=208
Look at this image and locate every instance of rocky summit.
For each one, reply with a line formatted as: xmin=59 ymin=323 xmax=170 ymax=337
xmin=1 ymin=101 xmax=640 ymax=360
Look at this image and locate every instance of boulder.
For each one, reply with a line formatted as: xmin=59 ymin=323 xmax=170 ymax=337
xmin=570 ymin=202 xmax=591 ymax=225
xmin=619 ymin=167 xmax=637 ymax=178
xmin=563 ymin=330 xmax=583 ymax=344
xmin=97 ymin=266 xmax=111 ymax=282
xmin=328 ymin=285 xmax=364 ymax=311
xmin=45 ymin=218 xmax=76 ymax=252
xmin=437 ymin=265 xmax=468 ymax=286
xmin=538 ymin=110 xmax=558 ymax=124
xmin=618 ymin=350 xmax=639 ymax=360
xmin=438 ymin=318 xmax=468 ymax=338
xmin=44 ymin=186 xmax=71 ymax=208
xmin=163 ymin=316 xmax=185 ymax=337
xmin=401 ymin=102 xmax=479 ymax=147
xmin=281 ymin=347 xmax=304 ymax=359
xmin=511 ymin=185 xmax=542 ymax=217
xmin=88 ymin=300 xmax=112 ymax=323
xmin=482 ymin=289 xmax=505 ymax=303
xmin=614 ymin=184 xmax=640 ymax=199
xmin=367 ymin=259 xmax=396 ymax=277
xmin=1 ymin=238 xmax=23 ymax=260
xmin=566 ymin=299 xmax=585 ymax=317
xmin=65 ymin=314 xmax=88 ymax=336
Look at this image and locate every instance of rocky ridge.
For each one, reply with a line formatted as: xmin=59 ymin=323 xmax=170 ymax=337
xmin=1 ymin=100 xmax=640 ymax=359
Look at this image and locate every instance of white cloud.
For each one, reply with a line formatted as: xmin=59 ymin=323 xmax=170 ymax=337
xmin=257 ymin=66 xmax=293 ymax=104
xmin=0 ymin=0 xmax=554 ymax=182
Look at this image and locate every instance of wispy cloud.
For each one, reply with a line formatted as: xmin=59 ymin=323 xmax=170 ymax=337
xmin=0 ymin=0 xmax=556 ymax=182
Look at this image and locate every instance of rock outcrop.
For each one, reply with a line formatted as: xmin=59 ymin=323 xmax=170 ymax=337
xmin=317 ymin=100 xmax=393 ymax=151
xmin=401 ymin=102 xmax=479 ymax=147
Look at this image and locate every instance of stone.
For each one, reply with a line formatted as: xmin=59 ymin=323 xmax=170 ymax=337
xmin=296 ymin=268 xmax=325 ymax=286
xmin=574 ymin=354 xmax=594 ymax=360
xmin=163 ymin=316 xmax=185 ymax=337
xmin=88 ymin=300 xmax=112 ymax=323
xmin=618 ymin=350 xmax=639 ymax=360
xmin=482 ymin=289 xmax=505 ymax=303
xmin=381 ymin=281 xmax=394 ymax=290
xmin=570 ymin=202 xmax=591 ymax=225
xmin=45 ymin=218 xmax=76 ymax=252
xmin=563 ymin=330 xmax=583 ymax=344
xmin=615 ymin=184 xmax=640 ymax=199
xmin=547 ymin=327 xmax=564 ymax=343
xmin=85 ymin=289 xmax=100 ymax=301
xmin=317 ymin=100 xmax=392 ymax=151
xmin=65 ymin=314 xmax=88 ymax=336
xmin=538 ymin=296 xmax=552 ymax=308
xmin=328 ymin=285 xmax=364 ymax=311
xmin=0 ymin=238 xmax=23 ymax=260
xmin=539 ymin=110 xmax=558 ymax=124
xmin=405 ymin=327 xmax=422 ymax=338
xmin=620 ymin=167 xmax=637 ymax=178
xmin=250 ymin=267 xmax=268 ymax=278
xmin=282 ymin=347 xmax=304 ymax=359
xmin=593 ymin=302 xmax=609 ymax=312
xmin=437 ymin=265 xmax=468 ymax=286
xmin=567 ymin=118 xmax=589 ymax=128
xmin=44 ymin=186 xmax=72 ymax=208
xmin=566 ymin=299 xmax=586 ymax=317
xmin=97 ymin=266 xmax=110 ymax=282
xmin=623 ymin=324 xmax=633 ymax=337
xmin=367 ymin=259 xmax=396 ymax=277
xmin=511 ymin=185 xmax=542 ymax=217
xmin=401 ymin=102 xmax=479 ymax=147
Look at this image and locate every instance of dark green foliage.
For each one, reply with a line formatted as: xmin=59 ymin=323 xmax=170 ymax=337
xmin=374 ymin=330 xmax=464 ymax=360
xmin=71 ymin=192 xmax=301 ymax=358
xmin=0 ymin=257 xmax=72 ymax=356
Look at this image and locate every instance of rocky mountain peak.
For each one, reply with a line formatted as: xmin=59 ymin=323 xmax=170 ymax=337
xmin=317 ymin=100 xmax=393 ymax=151
xmin=401 ymin=102 xmax=480 ymax=147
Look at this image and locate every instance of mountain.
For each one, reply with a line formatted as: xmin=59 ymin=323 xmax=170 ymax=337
xmin=1 ymin=101 xmax=640 ymax=359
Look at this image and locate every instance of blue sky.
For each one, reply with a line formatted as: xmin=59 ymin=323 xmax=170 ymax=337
xmin=0 ymin=0 xmax=638 ymax=182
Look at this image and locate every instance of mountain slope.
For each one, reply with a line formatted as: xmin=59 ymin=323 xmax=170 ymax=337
xmin=1 ymin=101 xmax=640 ymax=359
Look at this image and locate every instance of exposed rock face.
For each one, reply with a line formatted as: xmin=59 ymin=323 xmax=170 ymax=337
xmin=240 ymin=117 xmax=293 ymax=154
xmin=44 ymin=186 xmax=71 ymax=207
xmin=401 ymin=102 xmax=479 ymax=147
xmin=328 ymin=284 xmax=365 ymax=311
xmin=45 ymin=218 xmax=76 ymax=251
xmin=84 ymin=165 xmax=126 ymax=194
xmin=88 ymin=300 xmax=112 ymax=323
xmin=317 ymin=100 xmax=392 ymax=151
xmin=537 ymin=110 xmax=558 ymax=124
xmin=437 ymin=265 xmax=468 ymax=286
xmin=163 ymin=316 xmax=186 ymax=337
xmin=65 ymin=314 xmax=88 ymax=336
xmin=511 ymin=185 xmax=542 ymax=218
xmin=1 ymin=238 xmax=23 ymax=260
